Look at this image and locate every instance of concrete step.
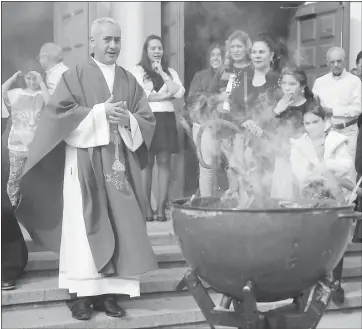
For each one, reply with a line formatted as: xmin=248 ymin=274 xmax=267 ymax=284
xmin=2 ymin=267 xmax=189 ymax=306
xmin=23 ymin=221 xmax=177 ymax=252
xmin=158 ymin=308 xmax=362 ymax=329
xmin=2 ymin=280 xmax=361 ymax=329
xmin=4 ymin=254 xmax=362 ymax=307
xmin=24 ymin=245 xmax=362 ymax=277
xmin=25 ymin=245 xmax=185 ymax=272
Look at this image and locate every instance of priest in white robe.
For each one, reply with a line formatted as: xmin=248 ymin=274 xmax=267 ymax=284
xmin=17 ymin=17 xmax=158 ymax=321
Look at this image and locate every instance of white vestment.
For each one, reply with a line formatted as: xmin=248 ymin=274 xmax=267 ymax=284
xmin=59 ymin=58 xmax=144 ymax=297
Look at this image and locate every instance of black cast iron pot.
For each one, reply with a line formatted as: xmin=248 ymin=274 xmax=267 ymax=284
xmin=171 ymin=197 xmax=358 ymax=303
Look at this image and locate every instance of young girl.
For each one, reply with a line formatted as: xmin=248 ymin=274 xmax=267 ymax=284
xmin=2 ymin=63 xmax=49 ymax=207
xmin=270 ymin=67 xmax=314 ymax=200
xmin=290 ymin=103 xmax=353 ymax=200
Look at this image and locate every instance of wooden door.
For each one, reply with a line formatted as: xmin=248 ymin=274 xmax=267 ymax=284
xmin=290 ymin=2 xmax=350 ymax=88
xmin=161 ymin=2 xmax=185 ymax=200
xmin=53 ymin=2 xmax=90 ymax=68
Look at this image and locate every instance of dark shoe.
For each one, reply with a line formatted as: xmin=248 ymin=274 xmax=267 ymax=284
xmin=156 ymin=216 xmax=167 ymax=222
xmin=94 ymin=299 xmax=126 ymax=317
xmin=71 ymin=303 xmax=92 ymax=321
xmin=146 ymin=216 xmax=154 ymax=222
xmin=1 ymin=280 xmax=15 ymax=290
xmin=332 ymin=286 xmax=345 ymax=305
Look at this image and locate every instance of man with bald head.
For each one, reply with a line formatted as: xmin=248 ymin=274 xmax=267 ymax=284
xmin=38 ymin=43 xmax=69 ymax=94
xmin=313 ymin=46 xmax=361 ymax=306
xmin=313 ymin=46 xmax=361 ymax=159
xmin=17 ymin=18 xmax=157 ymax=320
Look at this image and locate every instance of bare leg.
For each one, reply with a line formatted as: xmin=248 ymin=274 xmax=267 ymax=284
xmin=141 ymin=153 xmax=155 ymax=218
xmin=156 ymin=151 xmax=171 ymax=218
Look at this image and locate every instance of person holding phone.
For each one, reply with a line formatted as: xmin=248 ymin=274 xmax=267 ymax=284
xmin=130 ymin=35 xmax=185 ymax=222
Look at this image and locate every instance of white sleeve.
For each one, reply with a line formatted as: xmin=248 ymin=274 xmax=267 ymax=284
xmin=332 ymin=78 xmax=362 ymax=117
xmin=64 ymin=103 xmax=110 ymax=148
xmin=169 ymin=68 xmax=185 ymax=98
xmin=118 ymin=112 xmax=144 ymax=152
xmin=325 ymin=143 xmax=353 ymax=177
xmin=129 ymin=66 xmax=153 ymax=98
xmin=1 ymin=97 xmax=10 ymax=118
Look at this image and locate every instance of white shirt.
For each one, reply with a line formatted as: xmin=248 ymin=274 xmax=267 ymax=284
xmin=129 ymin=65 xmax=185 ymax=112
xmin=312 ymin=69 xmax=362 ymax=124
xmin=46 ymin=62 xmax=69 ymax=95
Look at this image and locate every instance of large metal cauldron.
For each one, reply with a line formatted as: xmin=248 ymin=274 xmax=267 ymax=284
xmin=171 ymin=197 xmax=356 ymax=303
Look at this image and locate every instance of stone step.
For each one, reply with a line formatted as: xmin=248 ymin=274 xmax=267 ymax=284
xmin=2 ymin=267 xmax=188 ymax=306
xmin=24 ymin=245 xmax=362 ymax=276
xmin=23 ymin=221 xmax=177 ymax=252
xmin=25 ymin=245 xmax=185 ymax=272
xmin=4 ymin=254 xmax=362 ymax=307
xmin=2 ymin=280 xmax=361 ymax=329
xmin=158 ymin=308 xmax=362 ymax=329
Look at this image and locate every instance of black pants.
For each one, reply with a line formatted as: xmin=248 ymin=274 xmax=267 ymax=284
xmin=1 ymin=137 xmax=28 ymax=281
xmin=66 ymin=294 xmax=116 ymax=310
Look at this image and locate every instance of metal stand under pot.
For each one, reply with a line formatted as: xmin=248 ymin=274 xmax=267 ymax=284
xmin=171 ymin=197 xmax=361 ymax=329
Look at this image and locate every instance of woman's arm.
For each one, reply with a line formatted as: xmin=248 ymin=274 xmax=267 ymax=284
xmin=160 ymin=68 xmax=185 ymax=98
xmin=2 ymin=71 xmax=21 ymax=104
xmin=147 ymin=91 xmax=173 ymax=102
xmin=326 ymin=142 xmax=353 ymax=178
xmin=30 ymin=71 xmax=50 ymax=104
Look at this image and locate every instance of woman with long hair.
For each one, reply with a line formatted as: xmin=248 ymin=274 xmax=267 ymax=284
xmin=188 ymin=43 xmax=224 ymax=99
xmin=187 ymin=43 xmax=225 ymax=196
xmin=130 ymin=35 xmax=185 ymax=222
xmin=208 ymin=30 xmax=254 ymax=114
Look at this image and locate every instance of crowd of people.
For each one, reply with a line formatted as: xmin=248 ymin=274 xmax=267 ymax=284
xmin=1 ymin=16 xmax=362 ymax=321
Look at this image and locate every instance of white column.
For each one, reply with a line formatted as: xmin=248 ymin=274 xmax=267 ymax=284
xmin=349 ymin=2 xmax=362 ymax=67
xmin=111 ymin=2 xmax=161 ymax=71
xmin=111 ymin=2 xmax=144 ymax=70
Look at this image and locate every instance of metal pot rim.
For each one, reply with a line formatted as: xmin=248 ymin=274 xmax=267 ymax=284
xmin=171 ymin=197 xmax=353 ymax=214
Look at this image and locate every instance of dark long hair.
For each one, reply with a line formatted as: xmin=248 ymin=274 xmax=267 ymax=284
xmin=206 ymin=42 xmax=225 ymax=69
xmin=281 ymin=66 xmax=314 ymax=101
xmin=138 ymin=35 xmax=171 ymax=92
xmin=253 ymin=32 xmax=288 ymax=73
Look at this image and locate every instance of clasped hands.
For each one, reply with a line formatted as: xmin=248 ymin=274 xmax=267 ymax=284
xmin=104 ymin=95 xmax=130 ymax=127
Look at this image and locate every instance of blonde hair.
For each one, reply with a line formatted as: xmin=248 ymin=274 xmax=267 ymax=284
xmin=225 ymin=30 xmax=252 ymax=62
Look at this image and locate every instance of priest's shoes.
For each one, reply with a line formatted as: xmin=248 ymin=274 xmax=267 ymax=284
xmin=94 ymin=299 xmax=126 ymax=317
xmin=1 ymin=280 xmax=15 ymax=290
xmin=71 ymin=303 xmax=92 ymax=321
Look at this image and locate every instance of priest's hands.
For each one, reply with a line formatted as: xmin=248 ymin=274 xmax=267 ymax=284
xmin=104 ymin=95 xmax=130 ymax=127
